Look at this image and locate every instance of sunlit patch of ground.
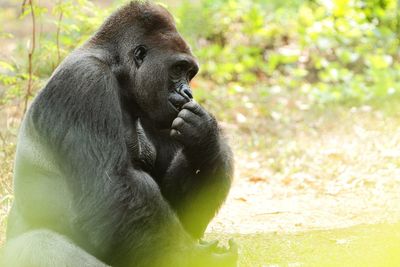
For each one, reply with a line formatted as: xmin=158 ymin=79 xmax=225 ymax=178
xmin=207 ymin=223 xmax=400 ymax=267
xmin=209 ymin=105 xmax=400 ymax=234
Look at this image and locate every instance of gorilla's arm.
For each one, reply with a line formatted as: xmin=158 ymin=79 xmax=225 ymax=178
xmin=161 ymin=101 xmax=234 ymax=239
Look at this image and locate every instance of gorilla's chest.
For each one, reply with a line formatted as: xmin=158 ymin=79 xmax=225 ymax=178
xmin=125 ymin=119 xmax=157 ymax=172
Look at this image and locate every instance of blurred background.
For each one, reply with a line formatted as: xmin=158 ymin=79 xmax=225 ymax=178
xmin=1 ymin=0 xmax=400 ymax=266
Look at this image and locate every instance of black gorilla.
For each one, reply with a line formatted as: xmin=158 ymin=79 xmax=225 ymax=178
xmin=1 ymin=1 xmax=236 ymax=267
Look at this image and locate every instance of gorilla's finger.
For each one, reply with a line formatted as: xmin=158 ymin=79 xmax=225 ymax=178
xmin=171 ymin=117 xmax=186 ymax=129
xmin=209 ymin=239 xmax=238 ymax=266
xmin=177 ymin=109 xmax=200 ymax=125
xmin=170 ymin=129 xmax=182 ymax=140
xmin=199 ymin=239 xmax=218 ymax=245
xmin=199 ymin=240 xmax=219 ymax=251
xmin=171 ymin=117 xmax=192 ymax=135
xmin=182 ymin=101 xmax=206 ymax=116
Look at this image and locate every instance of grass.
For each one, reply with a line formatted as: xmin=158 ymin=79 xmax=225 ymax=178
xmin=208 ymin=223 xmax=400 ymax=267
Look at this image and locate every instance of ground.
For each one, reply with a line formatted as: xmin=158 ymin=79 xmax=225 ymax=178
xmin=208 ymin=223 xmax=400 ymax=267
xmin=204 ymin=103 xmax=400 ymax=266
xmin=209 ymin=104 xmax=400 ymax=234
xmin=2 ymin=100 xmax=399 ymax=266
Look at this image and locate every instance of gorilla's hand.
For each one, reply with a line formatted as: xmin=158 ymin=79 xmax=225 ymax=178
xmin=193 ymin=239 xmax=238 ymax=267
xmin=170 ymin=101 xmax=219 ymax=153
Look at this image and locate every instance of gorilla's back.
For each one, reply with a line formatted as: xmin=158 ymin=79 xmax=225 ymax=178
xmin=7 ymin=79 xmax=76 ymax=240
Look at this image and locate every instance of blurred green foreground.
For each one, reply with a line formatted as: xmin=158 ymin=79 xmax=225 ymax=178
xmin=208 ymin=223 xmax=400 ymax=267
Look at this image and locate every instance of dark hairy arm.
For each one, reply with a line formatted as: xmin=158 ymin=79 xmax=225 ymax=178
xmin=162 ymin=101 xmax=234 ymax=238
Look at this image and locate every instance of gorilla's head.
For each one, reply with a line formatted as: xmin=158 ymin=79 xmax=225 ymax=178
xmin=92 ymin=1 xmax=199 ymax=129
xmin=130 ymin=30 xmax=199 ymax=129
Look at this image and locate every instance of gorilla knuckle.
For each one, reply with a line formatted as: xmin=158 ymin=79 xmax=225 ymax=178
xmin=178 ymin=109 xmax=193 ymax=120
xmin=182 ymin=101 xmax=197 ymax=110
xmin=172 ymin=117 xmax=185 ymax=128
xmin=170 ymin=129 xmax=182 ymax=138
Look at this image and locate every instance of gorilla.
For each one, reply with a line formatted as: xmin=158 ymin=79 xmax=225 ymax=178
xmin=1 ymin=1 xmax=236 ymax=267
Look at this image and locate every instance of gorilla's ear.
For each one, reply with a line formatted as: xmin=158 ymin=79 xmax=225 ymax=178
xmin=133 ymin=45 xmax=147 ymax=68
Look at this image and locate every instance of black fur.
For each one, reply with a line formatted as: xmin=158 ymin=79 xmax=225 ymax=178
xmin=1 ymin=1 xmax=236 ymax=267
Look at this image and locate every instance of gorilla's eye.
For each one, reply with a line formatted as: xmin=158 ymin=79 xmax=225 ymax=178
xmin=172 ymin=63 xmax=185 ymax=75
xmin=133 ymin=45 xmax=147 ymax=67
xmin=171 ymin=60 xmax=199 ymax=81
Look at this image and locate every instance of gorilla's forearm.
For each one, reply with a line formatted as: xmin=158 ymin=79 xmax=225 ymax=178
xmin=184 ymin=134 xmax=234 ymax=179
xmin=162 ymin=135 xmax=234 ymax=238
xmin=163 ymin=134 xmax=233 ymax=196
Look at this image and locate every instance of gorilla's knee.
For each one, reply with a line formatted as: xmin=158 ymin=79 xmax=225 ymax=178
xmin=1 ymin=229 xmax=108 ymax=267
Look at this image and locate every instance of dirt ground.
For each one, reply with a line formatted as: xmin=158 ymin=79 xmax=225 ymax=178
xmin=2 ymin=107 xmax=398 ymax=245
xmin=208 ymin=106 xmax=400 ymax=234
xmin=1 ymin=103 xmax=400 ymax=247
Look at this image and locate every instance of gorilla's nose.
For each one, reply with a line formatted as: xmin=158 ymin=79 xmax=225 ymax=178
xmin=180 ymin=84 xmax=193 ymax=100
xmin=183 ymin=88 xmax=193 ymax=99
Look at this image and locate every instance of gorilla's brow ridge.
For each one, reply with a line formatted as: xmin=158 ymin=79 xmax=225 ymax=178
xmin=148 ymin=31 xmax=191 ymax=54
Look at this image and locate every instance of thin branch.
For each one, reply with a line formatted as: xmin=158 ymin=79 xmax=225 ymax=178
xmin=23 ymin=0 xmax=36 ymax=115
xmin=21 ymin=0 xmax=27 ymax=14
xmin=56 ymin=0 xmax=64 ymax=64
xmin=397 ymin=0 xmax=400 ymax=36
xmin=0 ymin=132 xmax=6 ymax=145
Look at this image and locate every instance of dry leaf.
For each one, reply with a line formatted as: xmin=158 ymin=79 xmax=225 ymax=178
xmin=249 ymin=176 xmax=266 ymax=183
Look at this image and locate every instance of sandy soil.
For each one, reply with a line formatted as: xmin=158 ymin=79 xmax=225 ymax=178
xmin=209 ymin=107 xmax=400 ymax=234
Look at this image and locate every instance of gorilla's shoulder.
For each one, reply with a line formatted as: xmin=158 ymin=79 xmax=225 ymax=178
xmin=55 ymin=49 xmax=113 ymax=79
xmin=43 ymin=48 xmax=117 ymax=96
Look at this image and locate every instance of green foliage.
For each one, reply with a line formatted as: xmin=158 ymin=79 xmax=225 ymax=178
xmin=0 ymin=0 xmax=399 ymax=111
xmin=0 ymin=0 xmax=115 ymax=105
xmin=176 ymin=0 xmax=400 ymax=106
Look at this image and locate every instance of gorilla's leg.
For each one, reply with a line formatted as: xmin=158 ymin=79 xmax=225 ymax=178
xmin=1 ymin=230 xmax=109 ymax=267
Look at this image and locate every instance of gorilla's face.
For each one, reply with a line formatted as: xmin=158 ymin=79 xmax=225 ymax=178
xmin=129 ymin=34 xmax=199 ymax=129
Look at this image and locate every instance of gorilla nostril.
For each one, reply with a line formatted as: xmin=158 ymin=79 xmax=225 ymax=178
xmin=183 ymin=88 xmax=193 ymax=99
